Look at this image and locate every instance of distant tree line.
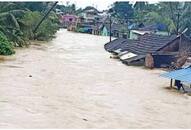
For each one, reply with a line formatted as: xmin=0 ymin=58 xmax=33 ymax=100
xmin=108 ymin=2 xmax=191 ymax=36
xmin=56 ymin=2 xmax=83 ymax=15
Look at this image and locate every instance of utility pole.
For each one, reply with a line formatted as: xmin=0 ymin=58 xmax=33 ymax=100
xmin=109 ymin=16 xmax=112 ymax=42
xmin=33 ymin=2 xmax=58 ymax=34
xmin=126 ymin=17 xmax=129 ymax=39
xmin=176 ymin=3 xmax=184 ymax=35
xmin=108 ymin=9 xmax=113 ymax=42
xmin=177 ymin=8 xmax=181 ymax=35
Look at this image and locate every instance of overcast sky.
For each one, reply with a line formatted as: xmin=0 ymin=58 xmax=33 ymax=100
xmin=58 ymin=0 xmax=141 ymax=11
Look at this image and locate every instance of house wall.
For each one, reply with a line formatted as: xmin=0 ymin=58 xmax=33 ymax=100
xmin=161 ymin=39 xmax=180 ymax=52
xmin=144 ymin=53 xmax=176 ymax=68
xmin=155 ymin=31 xmax=169 ymax=36
xmin=113 ymin=30 xmax=120 ymax=38
xmin=61 ymin=15 xmax=78 ymax=28
xmin=62 ymin=15 xmax=77 ymax=22
xmin=129 ymin=31 xmax=139 ymax=39
xmin=129 ymin=30 xmax=168 ymax=39
xmin=153 ymin=55 xmax=176 ymax=68
xmin=101 ymin=27 xmax=109 ymax=36
xmin=82 ymin=11 xmax=98 ymax=23
xmin=161 ymin=38 xmax=191 ymax=53
xmin=92 ymin=29 xmax=100 ymax=35
xmin=145 ymin=54 xmax=154 ymax=69
xmin=153 ymin=37 xmax=191 ymax=68
xmin=179 ymin=37 xmax=191 ymax=52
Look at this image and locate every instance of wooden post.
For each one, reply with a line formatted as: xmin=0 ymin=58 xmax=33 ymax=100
xmin=170 ymin=79 xmax=173 ymax=88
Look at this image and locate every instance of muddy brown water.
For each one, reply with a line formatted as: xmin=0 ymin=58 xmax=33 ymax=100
xmin=0 ymin=29 xmax=191 ymax=128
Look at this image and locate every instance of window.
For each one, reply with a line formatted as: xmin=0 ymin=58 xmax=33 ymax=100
xmin=69 ymin=18 xmax=73 ymax=22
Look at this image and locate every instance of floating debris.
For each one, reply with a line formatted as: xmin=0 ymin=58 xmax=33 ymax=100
xmin=82 ymin=118 xmax=88 ymax=121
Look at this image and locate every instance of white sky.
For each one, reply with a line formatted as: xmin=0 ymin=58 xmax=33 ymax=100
xmin=58 ymin=0 xmax=156 ymax=11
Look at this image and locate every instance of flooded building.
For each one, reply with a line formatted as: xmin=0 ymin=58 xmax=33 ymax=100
xmin=104 ymin=33 xmax=191 ymax=68
xmin=75 ymin=6 xmax=107 ymax=35
xmin=129 ymin=23 xmax=169 ymax=40
xmin=60 ymin=14 xmax=79 ymax=29
xmin=101 ymin=23 xmax=128 ymax=38
xmin=80 ymin=6 xmax=100 ymax=24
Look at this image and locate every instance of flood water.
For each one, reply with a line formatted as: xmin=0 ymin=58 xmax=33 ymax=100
xmin=0 ymin=29 xmax=191 ymax=128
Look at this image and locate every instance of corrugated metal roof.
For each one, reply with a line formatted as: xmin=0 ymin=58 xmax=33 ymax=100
xmin=161 ymin=67 xmax=191 ymax=83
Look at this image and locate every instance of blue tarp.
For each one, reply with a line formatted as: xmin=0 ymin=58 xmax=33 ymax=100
xmin=161 ymin=67 xmax=191 ymax=83
xmin=156 ymin=23 xmax=167 ymax=31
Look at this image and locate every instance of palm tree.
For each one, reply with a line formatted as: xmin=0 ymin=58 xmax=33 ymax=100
xmin=0 ymin=2 xmax=28 ymax=47
xmin=180 ymin=2 xmax=191 ymax=37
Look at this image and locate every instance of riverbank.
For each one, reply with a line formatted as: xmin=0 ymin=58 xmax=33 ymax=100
xmin=0 ymin=29 xmax=191 ymax=128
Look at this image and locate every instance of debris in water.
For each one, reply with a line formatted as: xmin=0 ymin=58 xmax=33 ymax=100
xmin=82 ymin=118 xmax=88 ymax=121
xmin=0 ymin=65 xmax=24 ymax=68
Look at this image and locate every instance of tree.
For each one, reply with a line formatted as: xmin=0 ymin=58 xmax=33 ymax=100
xmin=0 ymin=31 xmax=15 ymax=55
xmin=18 ymin=2 xmax=49 ymax=12
xmin=133 ymin=2 xmax=148 ymax=24
xmin=109 ymin=2 xmax=134 ymax=23
xmin=0 ymin=3 xmax=28 ymax=47
xmin=0 ymin=2 xmax=59 ymax=54
xmin=132 ymin=2 xmax=159 ymax=24
xmin=56 ymin=3 xmax=76 ymax=14
xmin=157 ymin=2 xmax=184 ymax=34
xmin=180 ymin=2 xmax=191 ymax=37
xmin=134 ymin=2 xmax=148 ymax=11
xmin=145 ymin=11 xmax=175 ymax=34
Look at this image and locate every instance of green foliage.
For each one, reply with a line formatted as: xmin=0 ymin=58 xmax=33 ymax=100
xmin=0 ymin=2 xmax=59 ymax=55
xmin=145 ymin=11 xmax=175 ymax=33
xmin=134 ymin=2 xmax=148 ymax=11
xmin=34 ymin=11 xmax=59 ymax=41
xmin=20 ymin=10 xmax=59 ymax=41
xmin=20 ymin=11 xmax=42 ymax=39
xmin=19 ymin=2 xmax=49 ymax=12
xmin=0 ymin=31 xmax=15 ymax=55
xmin=110 ymin=2 xmax=134 ymax=22
xmin=0 ymin=8 xmax=28 ymax=47
xmin=132 ymin=2 xmax=191 ymax=35
xmin=180 ymin=2 xmax=191 ymax=36
xmin=56 ymin=2 xmax=76 ymax=14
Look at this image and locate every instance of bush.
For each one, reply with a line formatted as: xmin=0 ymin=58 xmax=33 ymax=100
xmin=0 ymin=31 xmax=15 ymax=55
xmin=34 ymin=11 xmax=59 ymax=41
xmin=21 ymin=11 xmax=59 ymax=41
xmin=20 ymin=11 xmax=42 ymax=40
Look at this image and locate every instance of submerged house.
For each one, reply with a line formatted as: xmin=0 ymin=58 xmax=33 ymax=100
xmin=101 ymin=23 xmax=128 ymax=38
xmin=81 ymin=6 xmax=100 ymax=24
xmin=129 ymin=23 xmax=168 ymax=40
xmin=60 ymin=14 xmax=79 ymax=28
xmin=128 ymin=23 xmax=145 ymax=30
xmin=92 ymin=23 xmax=104 ymax=35
xmin=77 ymin=24 xmax=94 ymax=34
xmin=76 ymin=6 xmax=107 ymax=35
xmin=104 ymin=33 xmax=191 ymax=68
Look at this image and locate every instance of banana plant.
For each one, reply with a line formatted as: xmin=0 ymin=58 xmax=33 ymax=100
xmin=0 ymin=3 xmax=28 ymax=47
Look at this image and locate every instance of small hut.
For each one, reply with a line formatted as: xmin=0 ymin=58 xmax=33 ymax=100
xmin=161 ymin=66 xmax=191 ymax=91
